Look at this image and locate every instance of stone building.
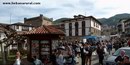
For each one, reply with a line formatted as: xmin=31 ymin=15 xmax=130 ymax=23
xmin=24 ymin=14 xmax=53 ymax=28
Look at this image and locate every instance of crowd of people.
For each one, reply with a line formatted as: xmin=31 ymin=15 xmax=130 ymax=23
xmin=13 ymin=37 xmax=130 ymax=65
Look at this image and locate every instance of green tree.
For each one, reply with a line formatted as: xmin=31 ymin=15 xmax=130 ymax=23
xmin=0 ymin=24 xmax=26 ymax=65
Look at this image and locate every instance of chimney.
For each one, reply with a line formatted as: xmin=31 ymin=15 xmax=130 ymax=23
xmin=24 ymin=18 xmax=27 ymax=23
xmin=74 ymin=15 xmax=78 ymax=19
xmin=78 ymin=14 xmax=83 ymax=18
xmin=40 ymin=14 xmax=43 ymax=21
xmin=40 ymin=14 xmax=43 ymax=17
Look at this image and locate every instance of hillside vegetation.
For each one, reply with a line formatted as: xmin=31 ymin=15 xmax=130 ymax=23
xmin=53 ymin=13 xmax=130 ymax=25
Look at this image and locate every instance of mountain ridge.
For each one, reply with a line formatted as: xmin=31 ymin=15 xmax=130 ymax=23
xmin=53 ymin=13 xmax=130 ymax=25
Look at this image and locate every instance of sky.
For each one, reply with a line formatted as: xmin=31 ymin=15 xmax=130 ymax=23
xmin=0 ymin=0 xmax=130 ymax=24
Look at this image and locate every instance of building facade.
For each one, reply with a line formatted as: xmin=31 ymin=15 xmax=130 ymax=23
xmin=117 ymin=19 xmax=130 ymax=35
xmin=117 ymin=19 xmax=127 ymax=34
xmin=124 ymin=19 xmax=130 ymax=34
xmin=102 ymin=25 xmax=117 ymax=36
xmin=60 ymin=15 xmax=102 ymax=41
xmin=10 ymin=22 xmax=35 ymax=50
xmin=10 ymin=22 xmax=34 ymax=32
xmin=24 ymin=14 xmax=53 ymax=27
xmin=101 ymin=25 xmax=111 ymax=35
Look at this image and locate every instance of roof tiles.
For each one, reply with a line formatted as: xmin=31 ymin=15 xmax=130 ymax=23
xmin=23 ymin=25 xmax=64 ymax=35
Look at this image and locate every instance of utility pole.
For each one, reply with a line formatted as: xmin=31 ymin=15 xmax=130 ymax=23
xmin=10 ymin=13 xmax=11 ymax=24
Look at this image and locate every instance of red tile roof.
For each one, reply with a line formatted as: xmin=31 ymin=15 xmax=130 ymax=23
xmin=23 ymin=25 xmax=65 ymax=35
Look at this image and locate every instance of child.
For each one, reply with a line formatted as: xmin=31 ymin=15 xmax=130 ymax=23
xmin=13 ymin=51 xmax=21 ymax=65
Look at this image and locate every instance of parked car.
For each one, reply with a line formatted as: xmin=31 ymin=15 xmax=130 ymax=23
xmin=104 ymin=47 xmax=130 ymax=65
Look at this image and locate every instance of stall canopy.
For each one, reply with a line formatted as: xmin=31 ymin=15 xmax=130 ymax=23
xmin=83 ymin=36 xmax=97 ymax=39
xmin=23 ymin=25 xmax=65 ymax=35
xmin=82 ymin=36 xmax=99 ymax=44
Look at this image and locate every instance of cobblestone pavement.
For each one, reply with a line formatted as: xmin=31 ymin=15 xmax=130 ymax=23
xmin=92 ymin=55 xmax=99 ymax=65
xmin=82 ymin=49 xmax=115 ymax=65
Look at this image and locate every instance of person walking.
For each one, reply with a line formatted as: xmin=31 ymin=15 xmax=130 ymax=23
xmin=33 ymin=56 xmax=43 ymax=65
xmin=50 ymin=50 xmax=57 ymax=65
xmin=85 ymin=43 xmax=92 ymax=65
xmin=13 ymin=51 xmax=21 ymax=65
xmin=56 ymin=49 xmax=64 ymax=65
xmin=115 ymin=50 xmax=126 ymax=65
xmin=80 ymin=43 xmax=86 ymax=65
xmin=107 ymin=41 xmax=112 ymax=55
xmin=96 ymin=44 xmax=105 ymax=65
xmin=127 ymin=39 xmax=130 ymax=47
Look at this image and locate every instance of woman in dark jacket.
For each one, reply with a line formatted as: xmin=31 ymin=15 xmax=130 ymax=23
xmin=50 ymin=49 xmax=57 ymax=65
xmin=85 ymin=43 xmax=92 ymax=65
xmin=96 ymin=44 xmax=105 ymax=65
xmin=80 ymin=43 xmax=86 ymax=65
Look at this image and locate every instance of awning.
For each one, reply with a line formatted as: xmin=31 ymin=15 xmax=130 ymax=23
xmin=82 ymin=36 xmax=98 ymax=39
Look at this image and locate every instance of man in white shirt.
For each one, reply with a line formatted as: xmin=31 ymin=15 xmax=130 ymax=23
xmin=33 ymin=56 xmax=43 ymax=65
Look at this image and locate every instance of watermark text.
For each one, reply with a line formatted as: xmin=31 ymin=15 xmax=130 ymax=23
xmin=3 ymin=2 xmax=41 ymax=5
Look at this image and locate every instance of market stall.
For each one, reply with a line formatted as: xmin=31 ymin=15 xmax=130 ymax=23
xmin=22 ymin=25 xmax=64 ymax=61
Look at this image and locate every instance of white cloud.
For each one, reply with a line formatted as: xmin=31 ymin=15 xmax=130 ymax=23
xmin=0 ymin=0 xmax=130 ymax=23
xmin=93 ymin=0 xmax=130 ymax=18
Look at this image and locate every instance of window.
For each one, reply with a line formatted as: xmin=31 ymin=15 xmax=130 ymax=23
xmin=94 ymin=22 xmax=95 ymax=27
xmin=16 ymin=25 xmax=19 ymax=29
xmin=22 ymin=26 xmax=29 ymax=31
xmin=95 ymin=29 xmax=97 ymax=33
xmin=61 ymin=24 xmax=65 ymax=32
xmin=94 ymin=28 xmax=95 ymax=33
xmin=75 ymin=22 xmax=78 ymax=36
xmin=82 ymin=21 xmax=85 ymax=36
xmin=96 ymin=23 xmax=98 ymax=27
xmin=69 ymin=23 xmax=72 ymax=36
xmin=97 ymin=24 xmax=99 ymax=28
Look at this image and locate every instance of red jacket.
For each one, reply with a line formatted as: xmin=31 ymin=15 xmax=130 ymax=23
xmin=128 ymin=40 xmax=130 ymax=46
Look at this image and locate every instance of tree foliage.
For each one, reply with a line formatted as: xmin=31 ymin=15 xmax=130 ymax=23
xmin=0 ymin=24 xmax=26 ymax=48
xmin=53 ymin=18 xmax=71 ymax=24
xmin=0 ymin=24 xmax=26 ymax=65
